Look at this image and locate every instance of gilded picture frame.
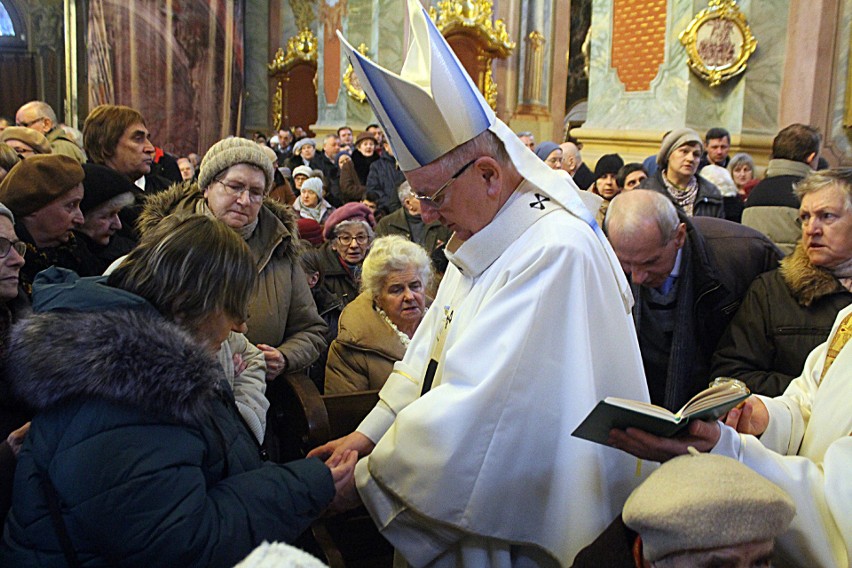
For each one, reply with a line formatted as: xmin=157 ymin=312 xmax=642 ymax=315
xmin=678 ymin=0 xmax=757 ymax=88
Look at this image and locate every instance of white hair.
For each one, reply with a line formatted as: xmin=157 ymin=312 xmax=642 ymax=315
xmin=361 ymin=235 xmax=433 ymax=299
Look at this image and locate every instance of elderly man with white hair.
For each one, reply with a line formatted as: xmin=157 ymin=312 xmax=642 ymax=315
xmin=309 ymin=0 xmax=651 ymax=565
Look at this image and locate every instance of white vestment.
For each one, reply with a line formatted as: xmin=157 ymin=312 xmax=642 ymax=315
xmin=354 ymin=179 xmax=650 ymax=567
xmin=713 ymin=303 xmax=852 ymax=568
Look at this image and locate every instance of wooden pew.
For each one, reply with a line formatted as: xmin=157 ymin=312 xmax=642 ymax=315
xmin=271 ymin=374 xmax=393 ymax=568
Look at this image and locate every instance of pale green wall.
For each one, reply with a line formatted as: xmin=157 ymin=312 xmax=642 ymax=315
xmin=585 ymin=0 xmax=789 ymax=137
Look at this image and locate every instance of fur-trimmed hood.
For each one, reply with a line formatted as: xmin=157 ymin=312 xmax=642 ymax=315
xmin=137 ymin=180 xmax=301 ymax=262
xmin=780 ymin=243 xmax=846 ymax=307
xmin=8 ymin=308 xmax=221 ymax=424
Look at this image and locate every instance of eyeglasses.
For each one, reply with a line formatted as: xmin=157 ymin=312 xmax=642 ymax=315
xmin=15 ymin=117 xmax=47 ymax=128
xmin=336 ymin=234 xmax=369 ymax=246
xmin=0 ymin=237 xmax=26 ymax=258
xmin=214 ymin=179 xmax=266 ymax=203
xmin=414 ymin=158 xmax=477 ymax=208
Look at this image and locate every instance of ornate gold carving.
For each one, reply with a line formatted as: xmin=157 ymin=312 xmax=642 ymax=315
xmin=428 ymin=0 xmax=515 ymax=57
xmin=268 ymin=28 xmax=318 ymax=74
xmin=678 ymin=0 xmax=757 ymax=87
xmin=484 ymin=65 xmax=497 ymax=108
xmin=271 ymin=80 xmax=284 ymax=129
xmin=343 ymin=43 xmax=370 ymax=103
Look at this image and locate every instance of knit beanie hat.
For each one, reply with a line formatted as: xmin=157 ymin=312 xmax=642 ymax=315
xmin=699 ymin=165 xmax=738 ymax=198
xmin=293 ymin=138 xmax=316 ymax=155
xmin=292 ymin=165 xmax=313 ymax=179
xmin=297 ymin=218 xmax=324 ymax=246
xmin=198 ymin=137 xmax=275 ymax=192
xmin=534 ymin=141 xmax=560 ymax=162
xmin=259 ymin=144 xmax=279 ymax=166
xmin=657 ymin=128 xmax=703 ymax=168
xmin=594 ymin=154 xmax=625 ymax=179
xmin=623 ymin=451 xmax=795 ymax=562
xmin=0 ymin=126 xmax=52 ymax=155
xmin=80 ymin=163 xmax=138 ymax=214
xmin=300 ymin=177 xmax=324 ymax=200
xmin=0 ymin=202 xmax=14 ymax=224
xmin=323 ymin=202 xmax=376 ymax=240
xmin=0 ymin=154 xmax=85 ymax=217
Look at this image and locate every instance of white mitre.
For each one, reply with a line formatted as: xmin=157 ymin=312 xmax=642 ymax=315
xmin=337 ymin=0 xmax=633 ymax=311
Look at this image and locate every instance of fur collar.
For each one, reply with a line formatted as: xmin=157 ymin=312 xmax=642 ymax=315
xmin=8 ymin=308 xmax=221 ymax=424
xmin=137 ymin=180 xmax=301 ymax=262
xmin=779 ymin=243 xmax=846 ymax=307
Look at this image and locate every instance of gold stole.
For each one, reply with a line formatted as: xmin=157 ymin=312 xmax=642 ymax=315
xmin=820 ymin=311 xmax=852 ymax=381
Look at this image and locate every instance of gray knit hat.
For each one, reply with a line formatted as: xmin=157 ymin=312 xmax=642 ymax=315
xmin=657 ymin=128 xmax=703 ymax=168
xmin=623 ymin=451 xmax=795 ymax=562
xmin=300 ymin=177 xmax=324 ymax=200
xmin=0 ymin=202 xmax=14 ymax=224
xmin=198 ymin=137 xmax=275 ymax=191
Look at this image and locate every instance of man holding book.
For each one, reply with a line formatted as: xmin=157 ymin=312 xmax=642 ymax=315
xmin=604 ymin=189 xmax=780 ymax=411
xmin=608 ymin=302 xmax=852 ymax=568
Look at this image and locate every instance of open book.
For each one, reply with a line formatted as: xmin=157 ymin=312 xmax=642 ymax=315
xmin=571 ymin=381 xmax=750 ymax=445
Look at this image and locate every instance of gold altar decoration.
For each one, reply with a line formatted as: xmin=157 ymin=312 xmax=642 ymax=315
xmin=343 ymin=43 xmax=370 ymax=103
xmin=428 ymin=0 xmax=515 ymax=109
xmin=678 ymin=0 xmax=757 ymax=87
xmin=268 ymin=28 xmax=318 ymax=75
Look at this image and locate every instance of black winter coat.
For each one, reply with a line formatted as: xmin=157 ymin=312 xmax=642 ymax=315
xmin=0 ymin=275 xmax=333 ymax=567
xmin=632 ymin=215 xmax=781 ymax=409
xmin=710 ymin=244 xmax=852 ymax=396
xmin=639 ymin=169 xmax=726 ymax=219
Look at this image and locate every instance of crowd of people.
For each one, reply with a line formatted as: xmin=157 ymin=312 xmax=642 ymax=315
xmin=0 ymin=13 xmax=849 ymax=565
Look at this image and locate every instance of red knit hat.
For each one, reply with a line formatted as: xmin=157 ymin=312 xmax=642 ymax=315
xmin=322 ymin=202 xmax=376 ymax=240
xmin=297 ymin=218 xmax=324 ymax=246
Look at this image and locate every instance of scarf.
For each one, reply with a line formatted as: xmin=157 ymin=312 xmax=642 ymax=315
xmin=662 ymin=174 xmax=700 ymax=217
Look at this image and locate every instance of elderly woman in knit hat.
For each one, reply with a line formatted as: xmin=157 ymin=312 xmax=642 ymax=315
xmin=638 ymin=127 xmax=725 ymax=218
xmin=286 ymin=137 xmax=318 ymax=171
xmin=339 ymin=132 xmax=380 ymax=203
xmin=139 ymin=137 xmax=326 ymax=384
xmin=0 ymin=154 xmax=99 ymax=296
xmin=534 ymin=141 xmax=564 ymax=170
xmin=293 ymin=177 xmax=335 ymax=225
xmin=316 ymin=202 xmax=376 ymax=306
xmin=73 ymin=163 xmax=138 ymax=273
xmin=0 ymin=127 xmax=52 ymax=159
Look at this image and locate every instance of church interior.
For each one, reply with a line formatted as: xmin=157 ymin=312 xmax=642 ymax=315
xmin=2 ymin=0 xmax=850 ymax=167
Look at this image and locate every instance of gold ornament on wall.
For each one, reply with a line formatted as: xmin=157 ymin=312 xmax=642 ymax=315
xmin=678 ymin=0 xmax=757 ymax=87
xmin=343 ymin=43 xmax=370 ymax=103
xmin=268 ymin=28 xmax=319 ymax=74
xmin=428 ymin=0 xmax=514 ymax=56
